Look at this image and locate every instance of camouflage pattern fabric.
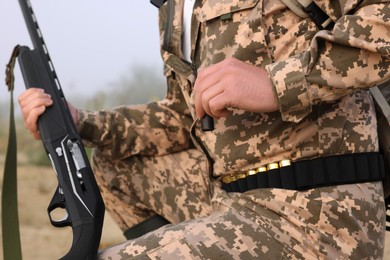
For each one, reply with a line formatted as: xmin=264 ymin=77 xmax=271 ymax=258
xmin=78 ymin=0 xmax=390 ymax=177
xmin=75 ymin=0 xmax=390 ymax=258
xmin=98 ymin=182 xmax=385 ymax=259
xmin=91 ymin=147 xmax=212 ymax=231
xmin=191 ymin=0 xmax=390 ymax=176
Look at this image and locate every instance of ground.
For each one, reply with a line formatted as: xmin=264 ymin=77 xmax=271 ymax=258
xmin=0 ymin=165 xmax=125 ymax=260
xmin=0 ymin=164 xmax=389 ymax=259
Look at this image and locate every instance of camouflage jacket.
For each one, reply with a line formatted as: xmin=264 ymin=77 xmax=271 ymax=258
xmin=78 ymin=0 xmax=390 ymax=178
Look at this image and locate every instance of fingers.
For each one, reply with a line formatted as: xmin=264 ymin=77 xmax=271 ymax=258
xmin=206 ymin=89 xmax=231 ymax=118
xmin=194 ymin=58 xmax=237 ymax=118
xmin=194 ymin=61 xmax=227 ymax=118
xmin=193 ymin=57 xmax=278 ymax=120
xmin=197 ymin=82 xmax=232 ymax=118
xmin=18 ymin=88 xmax=52 ymax=139
xmin=195 ymin=81 xmax=221 ymax=118
xmin=26 ymin=106 xmax=45 ymax=140
xmin=196 ymin=61 xmax=225 ymax=85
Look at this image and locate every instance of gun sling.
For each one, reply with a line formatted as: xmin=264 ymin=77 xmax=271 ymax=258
xmin=2 ymin=46 xmax=22 ymax=260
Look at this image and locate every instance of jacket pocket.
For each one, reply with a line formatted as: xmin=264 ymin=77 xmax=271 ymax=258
xmin=198 ymin=0 xmax=260 ymax=22
xmin=196 ymin=0 xmax=268 ymax=67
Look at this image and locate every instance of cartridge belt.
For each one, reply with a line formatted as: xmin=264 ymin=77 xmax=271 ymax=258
xmin=221 ymin=152 xmax=385 ymax=192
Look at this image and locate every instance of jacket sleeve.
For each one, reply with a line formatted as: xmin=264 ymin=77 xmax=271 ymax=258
xmin=77 ymin=75 xmax=194 ymax=160
xmin=266 ymin=0 xmax=390 ymax=122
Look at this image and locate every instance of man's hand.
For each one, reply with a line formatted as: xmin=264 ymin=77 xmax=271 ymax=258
xmin=194 ymin=57 xmax=278 ymax=119
xmin=18 ymin=88 xmax=78 ymax=140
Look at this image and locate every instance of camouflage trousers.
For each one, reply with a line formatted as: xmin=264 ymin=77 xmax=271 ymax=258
xmin=93 ymin=149 xmax=386 ymax=259
xmin=91 ymin=148 xmax=213 ymax=230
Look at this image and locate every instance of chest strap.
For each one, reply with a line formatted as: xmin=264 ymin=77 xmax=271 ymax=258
xmin=281 ymin=0 xmax=334 ymax=30
xmin=150 ymin=0 xmax=167 ymax=8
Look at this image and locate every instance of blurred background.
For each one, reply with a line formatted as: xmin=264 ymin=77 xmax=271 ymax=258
xmin=0 ymin=0 xmax=166 ymax=259
xmin=0 ymin=0 xmax=166 ymax=107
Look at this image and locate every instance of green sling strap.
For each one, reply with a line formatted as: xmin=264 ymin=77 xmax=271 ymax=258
xmin=2 ymin=45 xmax=22 ymax=260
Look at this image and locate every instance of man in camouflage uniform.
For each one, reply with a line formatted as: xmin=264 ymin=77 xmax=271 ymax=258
xmin=19 ymin=0 xmax=390 ymax=258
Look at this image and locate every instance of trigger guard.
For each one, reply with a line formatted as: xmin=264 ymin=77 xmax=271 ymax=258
xmin=47 ymin=187 xmax=71 ymax=227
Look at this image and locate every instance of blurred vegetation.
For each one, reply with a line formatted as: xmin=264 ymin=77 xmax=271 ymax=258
xmin=0 ymin=65 xmax=165 ymax=166
xmin=72 ymin=65 xmax=166 ymax=111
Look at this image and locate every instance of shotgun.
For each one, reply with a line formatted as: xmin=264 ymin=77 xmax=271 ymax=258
xmin=16 ymin=0 xmax=105 ymax=259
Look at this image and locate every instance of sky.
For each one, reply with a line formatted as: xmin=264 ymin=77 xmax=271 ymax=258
xmin=0 ymin=0 xmax=163 ymax=103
